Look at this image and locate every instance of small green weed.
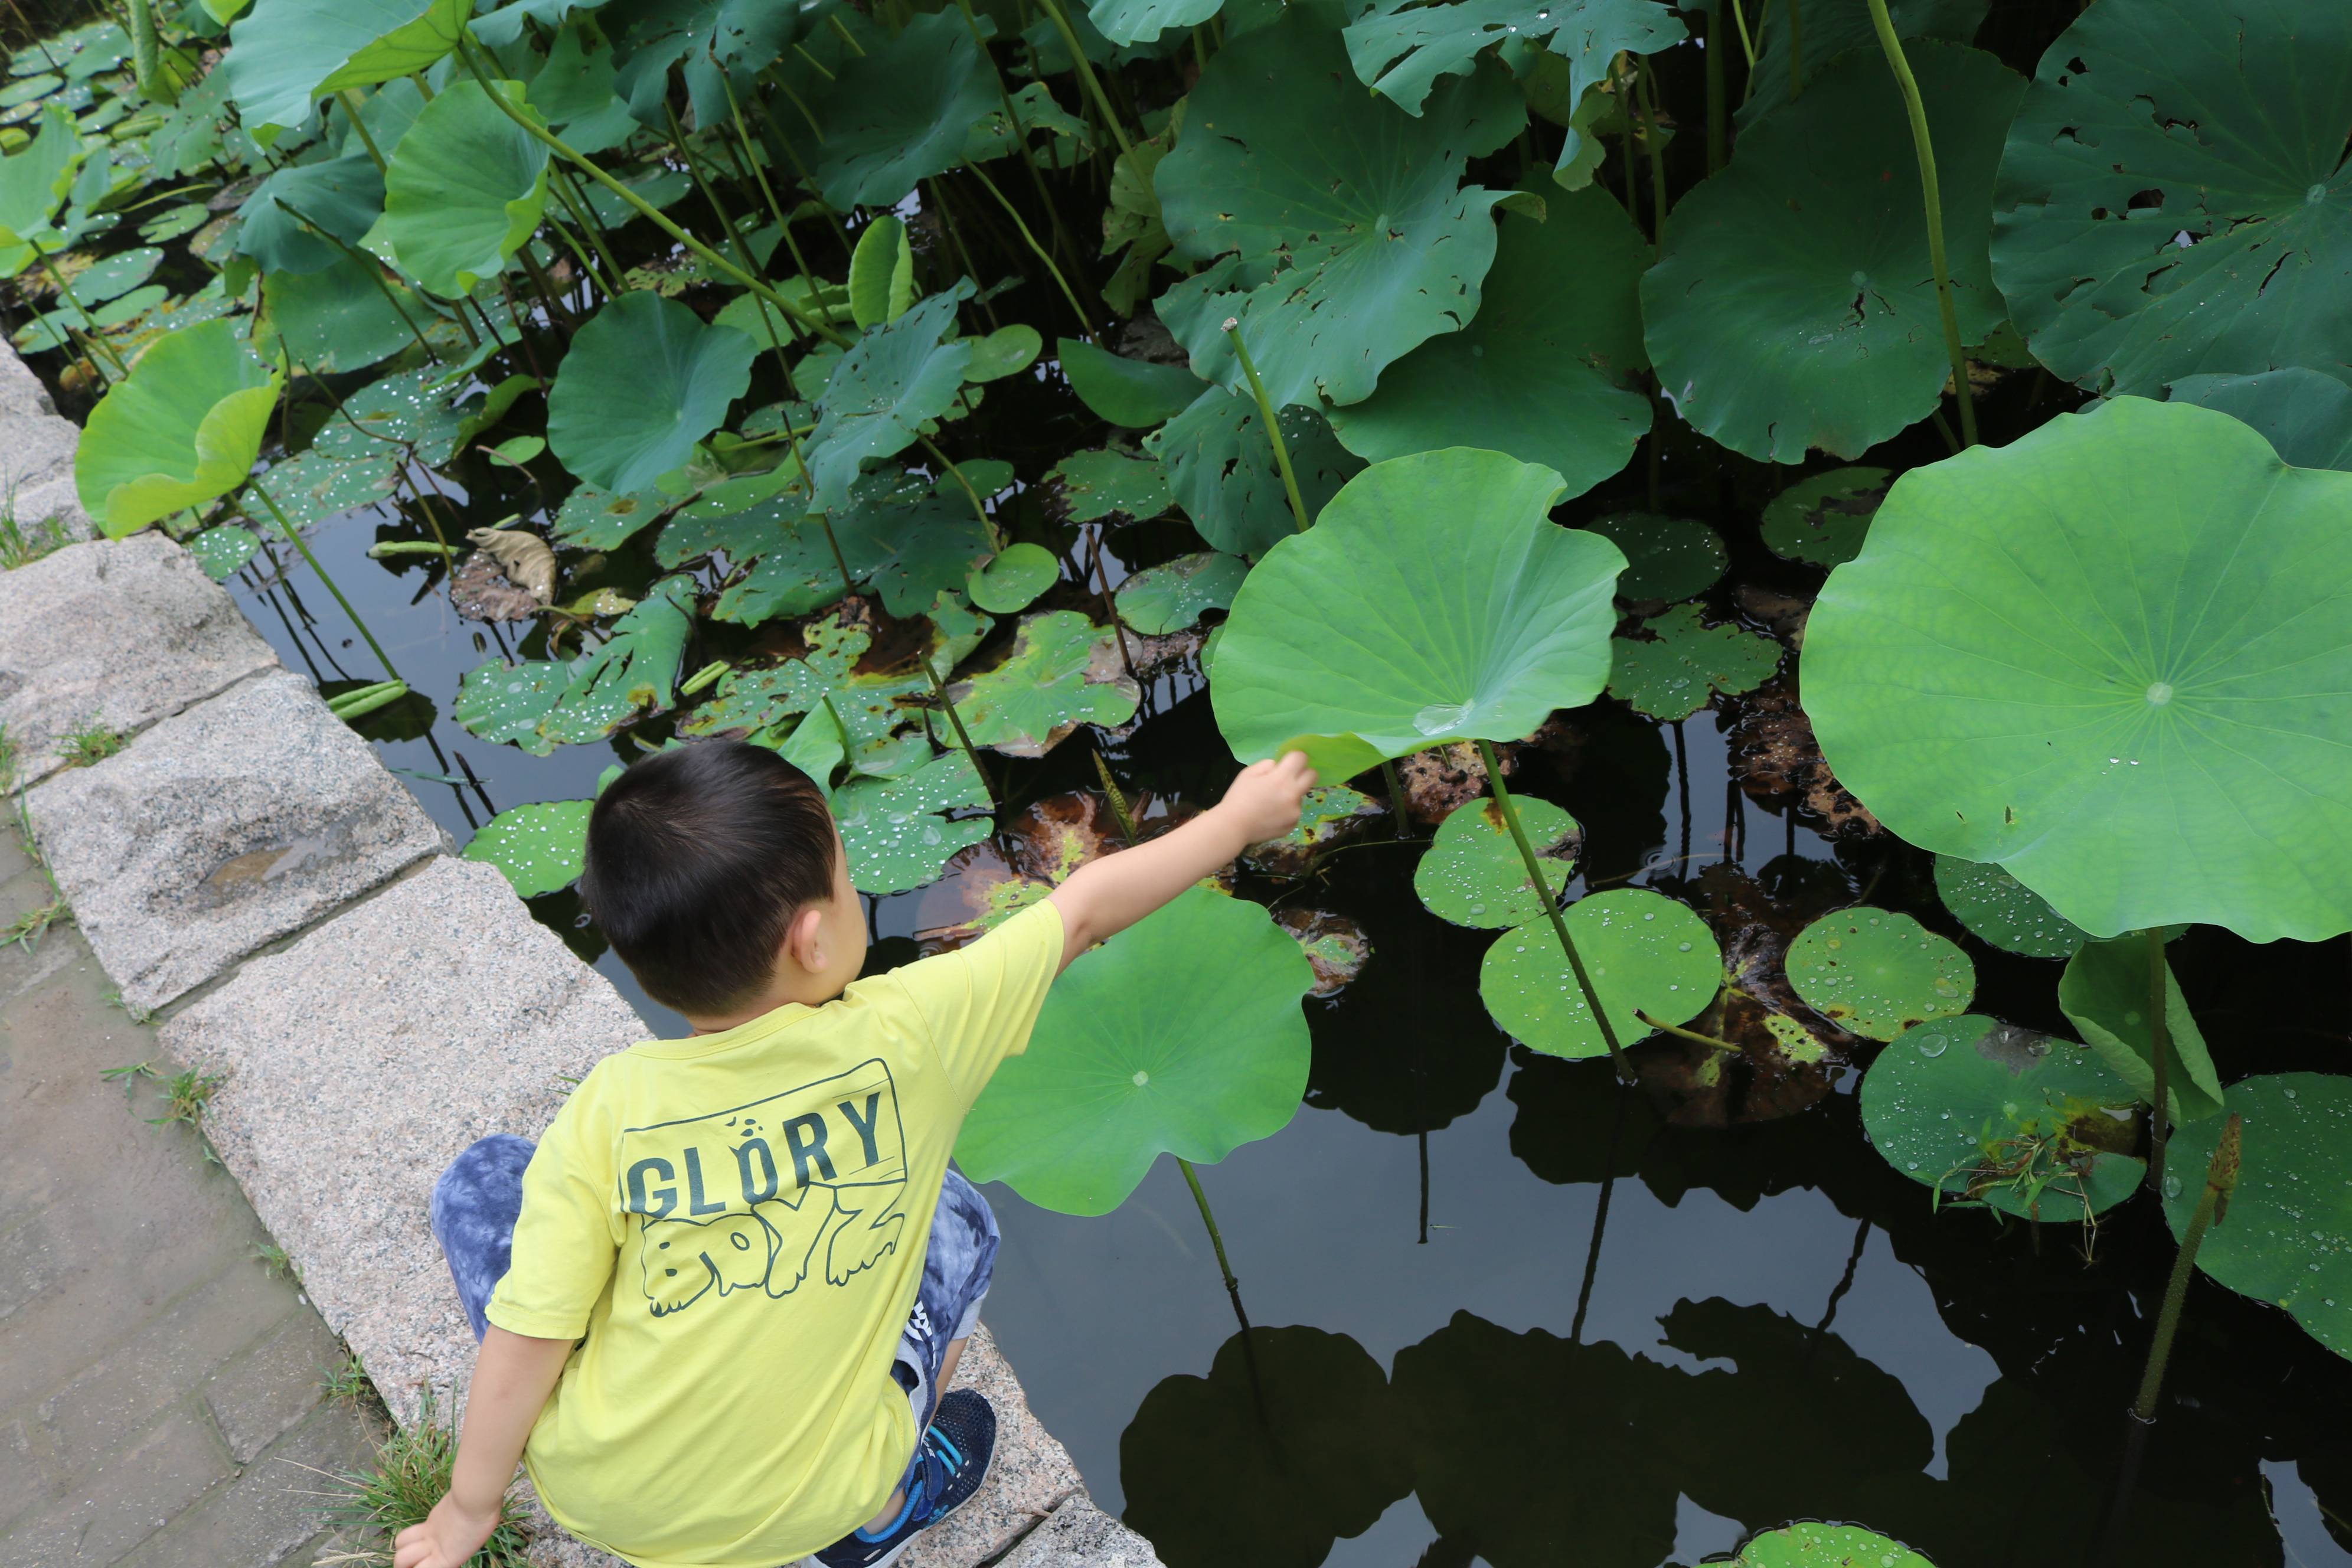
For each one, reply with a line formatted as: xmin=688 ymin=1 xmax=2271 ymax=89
xmin=321 ymin=1351 xmax=382 ymax=1412
xmin=311 ymin=1390 xmax=533 ymax=1566
xmin=1 ymin=898 xmax=68 ymax=950
xmin=101 ymin=1060 xmax=223 ymax=1128
xmin=60 ymin=721 xmax=129 ymax=768
xmin=0 ymin=499 xmax=71 ymax=571
xmin=253 ymin=1241 xmax=293 ymax=1279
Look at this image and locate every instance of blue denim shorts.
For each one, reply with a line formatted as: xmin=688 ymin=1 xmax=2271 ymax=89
xmin=430 ymin=1135 xmax=998 ymax=1518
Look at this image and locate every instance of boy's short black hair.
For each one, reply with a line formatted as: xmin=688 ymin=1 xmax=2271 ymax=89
xmin=580 ymin=741 xmax=839 ymax=1015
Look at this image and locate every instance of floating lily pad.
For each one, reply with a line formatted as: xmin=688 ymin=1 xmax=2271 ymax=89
xmin=2165 ymin=1072 xmax=2352 ymax=1360
xmin=1731 ymin=1522 xmax=1940 ymax=1568
xmin=803 ymin=288 xmax=972 ymax=512
xmin=679 ymin=608 xmax=868 ymax=739
xmin=548 ymin=291 xmax=757 ymax=494
xmin=1214 ymin=449 xmax=1623 ymax=766
xmin=1245 ymin=785 xmax=1389 ymax=878
xmin=453 ymin=658 xmax=567 ymax=754
xmin=57 ymin=244 xmax=159 ymax=304
xmin=1148 ymin=386 xmax=1361 ymax=557
xmin=949 ymin=610 xmax=1141 ymax=757
xmin=1608 ymin=605 xmax=1782 ymax=722
xmin=185 ymin=525 xmax=260 ymax=581
xmin=76 ymin=319 xmax=281 ymax=535
xmin=309 ymin=365 xmax=466 ymax=464
xmin=375 ymin=76 xmax=548 ymax=298
xmin=1786 ymin=907 xmax=1974 ymax=1041
xmin=226 ymin=0 xmax=468 ymax=131
xmin=1116 ymin=550 xmax=1247 ymax=635
xmin=959 ymin=886 xmax=1313 ymax=1213
xmin=1057 ymin=337 xmax=1201 ymax=427
xmin=462 ymin=798 xmax=593 ymax=897
xmin=1760 ymin=466 xmax=1888 ymax=567
xmin=0 ymin=73 xmax=57 ymax=107
xmin=1414 ymin=795 xmax=1578 ymax=929
xmin=264 ymin=251 xmax=422 ymax=374
xmin=253 ymin=448 xmax=401 ymax=533
xmin=966 ymin=543 xmax=1059 ymax=615
xmin=536 ymin=576 xmax=698 ymax=747
xmin=1861 ymin=1014 xmax=2143 ymax=1222
xmin=1580 ymin=512 xmax=1726 ymax=602
xmin=139 ymin=202 xmax=210 ymax=242
xmin=802 ymin=12 xmax=995 ymax=208
xmin=834 ymin=750 xmax=994 ymax=894
xmin=1641 ymin=43 xmax=2024 ymax=462
xmin=1056 ymin=447 xmax=1170 ymax=522
xmin=1932 ymin=855 xmax=2088 ymax=959
xmin=965 ymin=323 xmax=1041 ymax=383
xmin=1990 ymin=0 xmax=2352 ymax=396
xmin=550 ymin=485 xmax=675 ymax=549
xmin=12 ymin=283 xmax=169 ymax=352
xmin=1478 ymin=887 xmax=1721 ymax=1060
xmin=2058 ymin=936 xmax=2222 ymax=1122
xmin=2164 ymin=368 xmax=2352 ymax=473
xmin=1325 ymin=183 xmax=1651 ymax=498
xmin=1802 ymin=397 xmax=2352 ymax=942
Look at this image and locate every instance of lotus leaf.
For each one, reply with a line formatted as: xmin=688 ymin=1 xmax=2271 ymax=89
xmin=1641 ymin=43 xmax=2023 ymax=462
xmin=1121 ymin=1327 xmax=1414 ymax=1568
xmin=520 ymin=24 xmax=633 ymax=153
xmin=309 ymin=366 xmax=467 ymax=464
xmin=2057 ymin=936 xmax=2222 ymax=1122
xmin=966 ymin=543 xmax=1059 ymax=615
xmin=1152 ymin=13 xmax=1519 ymax=409
xmin=1324 ymin=185 xmax=1650 ymax=494
xmin=1802 ymin=398 xmax=2352 ymax=942
xmin=12 ymin=284 xmax=168 ymax=352
xmin=1732 ymin=1522 xmax=1939 ymax=1568
xmin=1116 ymin=550 xmax=1246 ymax=635
xmin=1861 ymin=1015 xmax=2142 ymax=1222
xmin=0 ymin=103 xmax=81 ymax=239
xmin=1054 ymin=447 xmax=1169 ymax=523
xmin=186 ymin=525 xmax=259 ymax=581
xmin=1214 ymin=449 xmax=1622 ymax=763
xmin=848 ymin=213 xmax=913 ymax=329
xmin=139 ymin=203 xmax=210 ymax=243
xmin=462 ymin=798 xmax=593 ymax=897
xmin=2165 ymin=369 xmax=2352 ymax=473
xmin=1760 ymin=466 xmax=1887 ymax=567
xmin=1087 ymin=0 xmax=1221 ymax=47
xmin=453 ymin=658 xmax=567 ymax=753
xmin=1786 ymin=907 xmax=1972 ymax=1041
xmin=548 ymin=292 xmax=757 ymax=494
xmin=577 ymin=166 xmax=693 ymax=228
xmin=948 ymin=610 xmax=1140 ymax=757
xmin=1577 ymin=512 xmax=1726 ymax=602
xmin=264 ymin=251 xmax=420 ymax=373
xmin=551 ymin=485 xmax=675 ymax=549
xmin=1479 ymin=887 xmax=1720 ymax=1059
xmin=1737 ymin=0 xmax=1988 ymax=128
xmin=1414 ymin=795 xmax=1577 ymax=929
xmin=76 ymin=319 xmax=281 ymax=534
xmin=1990 ymin=0 xmax=2352 ymax=396
xmin=253 ymin=448 xmax=401 ymax=533
xmin=608 ymin=0 xmax=803 ymax=135
xmin=55 ymin=246 xmax=159 ymax=305
xmin=375 ymin=78 xmax=548 ymax=298
xmin=679 ymin=609 xmax=867 ymax=739
xmin=1056 ymin=337 xmax=1200 ymax=427
xmin=833 ymin=751 xmax=994 ymax=894
xmin=962 ymin=80 xmax=1093 ymax=169
xmin=2165 ymin=1073 xmax=2352 ymax=1360
xmin=1932 ymin=855 xmax=2088 ymax=959
xmin=803 ymin=289 xmax=972 ymax=512
xmin=958 ymin=885 xmax=1312 ymax=1213
xmin=233 ymin=154 xmax=380 ymax=275
xmin=1147 ymin=387 xmax=1360 ymax=557
xmin=801 ymin=13 xmax=992 ymax=208
xmin=1607 ymin=604 xmax=1781 ymax=721
xmin=226 ymin=0 xmax=468 ymax=130
xmin=964 ymin=324 xmax=1041 ymax=383
xmin=537 ymin=576 xmax=698 ymax=747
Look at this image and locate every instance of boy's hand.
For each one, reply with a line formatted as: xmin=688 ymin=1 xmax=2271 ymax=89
xmin=1213 ymin=752 xmax=1319 ymax=845
xmin=393 ymin=1493 xmax=502 ymax=1567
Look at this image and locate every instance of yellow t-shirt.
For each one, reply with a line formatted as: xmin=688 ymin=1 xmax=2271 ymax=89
xmin=485 ymin=901 xmax=1064 ymax=1568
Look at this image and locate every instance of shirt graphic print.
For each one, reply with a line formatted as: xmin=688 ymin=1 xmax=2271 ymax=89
xmin=623 ymin=1059 xmax=909 ymax=1317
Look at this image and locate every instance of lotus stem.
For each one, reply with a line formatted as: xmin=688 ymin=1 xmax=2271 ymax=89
xmin=964 ymin=158 xmax=1093 ymax=338
xmin=1380 ymin=756 xmax=1412 ymax=839
xmin=1223 ymin=321 xmax=1310 ymax=533
xmin=680 ymin=659 xmax=730 ymax=697
xmin=1615 ymin=55 xmax=1641 ymax=232
xmin=2145 ymin=926 xmax=2171 ymax=1193
xmin=27 ymin=234 xmax=128 ymax=379
xmin=246 ymin=479 xmax=403 ymax=684
xmin=544 ymin=162 xmax=628 ymax=294
xmin=1636 ymin=1008 xmax=1739 ymax=1054
xmin=2134 ymin=1113 xmax=2241 ymax=1420
xmin=916 ymin=433 xmax=1001 ymax=551
xmin=1731 ymin=0 xmax=1757 ymax=70
xmin=1177 ymin=1156 xmax=1250 ymax=1332
xmin=951 ymin=0 xmax=1084 ymax=272
xmin=1638 ymin=57 xmax=1669 ymax=253
xmin=664 ymin=103 xmax=759 ymax=282
xmin=1786 ymin=0 xmax=1804 ymax=100
xmin=368 ymin=540 xmax=459 ymax=559
xmin=716 ymin=71 xmax=828 ymax=311
xmin=328 ymin=680 xmax=409 ymax=721
xmin=454 ymin=35 xmax=849 ymax=347
xmin=338 ymin=90 xmax=388 ymax=174
xmin=1862 ymin=0 xmax=1975 ymax=447
xmin=1703 ymin=4 xmax=1726 ymax=172
xmin=1031 ymin=0 xmax=1135 ymax=158
xmin=1475 ymin=739 xmax=1634 ymax=1082
xmin=916 ymin=654 xmax=998 ymax=807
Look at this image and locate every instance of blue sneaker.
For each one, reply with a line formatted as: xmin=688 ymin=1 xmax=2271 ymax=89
xmin=815 ymin=1390 xmax=998 ymax=1568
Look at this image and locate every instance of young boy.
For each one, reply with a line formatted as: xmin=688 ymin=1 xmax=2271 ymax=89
xmin=394 ymin=740 xmax=1317 ymax=1568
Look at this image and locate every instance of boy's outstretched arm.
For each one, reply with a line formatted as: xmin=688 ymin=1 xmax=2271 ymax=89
xmin=392 ymin=1327 xmax=574 ymax=1568
xmin=1047 ymin=753 xmax=1317 ymax=971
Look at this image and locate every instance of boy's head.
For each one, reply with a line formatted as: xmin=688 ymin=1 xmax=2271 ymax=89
xmin=580 ymin=741 xmax=865 ymax=1022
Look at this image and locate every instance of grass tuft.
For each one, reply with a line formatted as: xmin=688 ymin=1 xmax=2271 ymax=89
xmin=311 ymin=1390 xmax=533 ymax=1567
xmin=60 ymin=720 xmax=129 ymax=767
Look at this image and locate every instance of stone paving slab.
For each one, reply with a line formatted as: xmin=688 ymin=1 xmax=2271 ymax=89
xmin=28 ymin=667 xmax=447 ymax=1013
xmin=999 ymin=1498 xmax=1163 ymax=1568
xmin=160 ymin=855 xmax=647 ymax=1430
xmin=0 ymin=533 xmax=278 ymax=785
xmin=15 ymin=471 xmax=97 ymax=544
xmin=2 ymin=409 xmax=80 ymax=495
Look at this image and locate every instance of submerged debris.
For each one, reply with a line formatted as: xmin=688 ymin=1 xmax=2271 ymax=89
xmin=1729 ymin=680 xmax=1882 ymax=839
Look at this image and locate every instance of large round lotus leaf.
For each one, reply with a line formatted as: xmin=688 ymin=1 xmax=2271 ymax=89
xmin=803 ymin=290 xmax=972 ymax=513
xmin=226 ymin=0 xmax=468 ymax=131
xmin=1121 ymin=1326 xmax=1413 ymax=1568
xmin=1606 ymin=604 xmax=1782 ymax=722
xmin=1478 ymin=887 xmax=1720 ymax=1060
xmin=1147 ymin=385 xmax=1361 ymax=558
xmin=2058 ymin=935 xmax=2222 ymax=1123
xmin=2165 ymin=369 xmax=2352 ymax=472
xmin=1213 ymin=448 xmax=1623 ymax=763
xmin=801 ymin=12 xmax=992 ymax=208
xmin=947 ymin=610 xmax=1140 ymax=757
xmin=0 ymin=103 xmax=79 ymax=240
xmin=1737 ymin=0 xmax=1988 ymax=129
xmin=309 ymin=364 xmax=466 ymax=465
xmin=1151 ymin=11 xmax=1520 ymax=409
xmin=233 ymin=155 xmax=381 ymax=276
xmin=462 ymin=799 xmax=592 ymax=898
xmin=55 ymin=246 xmax=159 ymax=306
xmin=2165 ymin=1072 xmax=2352 ymax=1360
xmin=1760 ymin=466 xmax=1888 ymax=567
xmin=455 ymin=659 xmax=565 ymax=754
xmin=1641 ymin=43 xmax=2024 ymax=462
xmin=374 ymin=77 xmax=548 ymax=299
xmin=834 ymin=752 xmax=994 ymax=894
xmin=548 ymin=292 xmax=757 ymax=494
xmin=1579 ymin=512 xmax=1726 ymax=602
xmin=1860 ymin=1015 xmax=2143 ymax=1223
xmin=1802 ymin=397 xmax=2352 ymax=942
xmin=958 ymin=886 xmax=1312 ymax=1214
xmin=1116 ymin=550 xmax=1247 ymax=635
xmin=1932 ymin=855 xmax=2088 ymax=959
xmin=1325 ymin=185 xmax=1649 ymax=496
xmin=263 ymin=251 xmax=421 ymax=374
xmin=1055 ymin=447 xmax=1170 ymax=523
xmin=1733 ymin=1521 xmax=1939 ymax=1568
xmin=253 ymin=449 xmax=401 ymax=533
xmin=551 ymin=485 xmax=676 ymax=549
xmin=1413 ymin=795 xmax=1577 ymax=929
xmin=76 ymin=319 xmax=282 ymax=534
xmin=1056 ymin=337 xmax=1201 ymax=428
xmin=1786 ymin=907 xmax=1974 ymax=1041
xmin=1990 ymin=0 xmax=2352 ymax=396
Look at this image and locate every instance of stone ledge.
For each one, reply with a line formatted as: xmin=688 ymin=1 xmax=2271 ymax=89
xmin=0 ymin=532 xmax=277 ymax=785
xmin=998 ymin=1498 xmax=1162 ymax=1568
xmin=28 ymin=667 xmax=449 ymax=1012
